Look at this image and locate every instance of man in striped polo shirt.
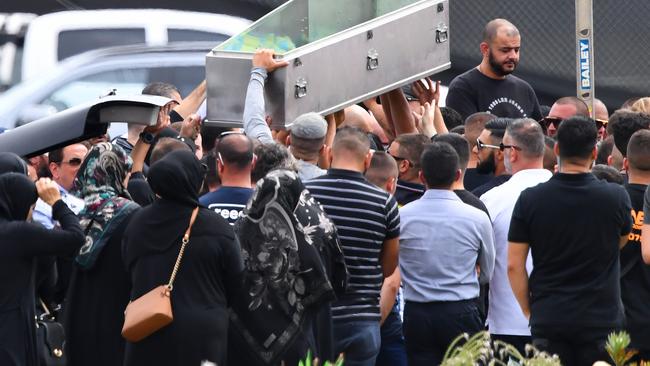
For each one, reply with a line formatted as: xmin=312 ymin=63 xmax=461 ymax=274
xmin=305 ymin=127 xmax=400 ymax=366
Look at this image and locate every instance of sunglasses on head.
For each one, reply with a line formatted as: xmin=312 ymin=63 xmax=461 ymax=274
xmin=476 ymin=138 xmax=521 ymax=152
xmin=58 ymin=157 xmax=83 ymax=167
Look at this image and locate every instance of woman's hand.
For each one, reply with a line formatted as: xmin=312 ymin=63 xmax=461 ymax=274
xmin=36 ymin=178 xmax=62 ymax=206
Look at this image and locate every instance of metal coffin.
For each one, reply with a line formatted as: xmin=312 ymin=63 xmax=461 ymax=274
xmin=206 ymin=0 xmax=450 ymax=128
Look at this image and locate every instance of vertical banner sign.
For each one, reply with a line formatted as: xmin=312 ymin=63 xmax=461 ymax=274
xmin=575 ymin=0 xmax=595 ymax=116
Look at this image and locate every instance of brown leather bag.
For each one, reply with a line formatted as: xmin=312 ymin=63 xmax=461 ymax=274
xmin=121 ymin=207 xmax=199 ymax=342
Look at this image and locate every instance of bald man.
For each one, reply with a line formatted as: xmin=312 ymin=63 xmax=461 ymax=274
xmin=446 ymin=19 xmax=542 ymax=121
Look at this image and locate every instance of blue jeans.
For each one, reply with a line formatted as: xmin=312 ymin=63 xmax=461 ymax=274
xmin=375 ymin=310 xmax=407 ymax=366
xmin=333 ymin=320 xmax=381 ymax=366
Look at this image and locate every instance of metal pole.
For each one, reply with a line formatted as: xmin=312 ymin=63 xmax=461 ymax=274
xmin=576 ymin=0 xmax=595 ymax=117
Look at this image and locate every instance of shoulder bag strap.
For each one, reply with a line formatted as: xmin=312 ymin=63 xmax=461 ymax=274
xmin=166 ymin=207 xmax=199 ymax=291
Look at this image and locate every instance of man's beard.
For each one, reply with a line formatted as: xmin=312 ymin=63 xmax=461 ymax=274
xmin=476 ymin=151 xmax=497 ymax=174
xmin=488 ymin=51 xmax=517 ymax=77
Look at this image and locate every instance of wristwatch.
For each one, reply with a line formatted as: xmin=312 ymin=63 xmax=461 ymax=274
xmin=139 ymin=131 xmax=155 ymax=144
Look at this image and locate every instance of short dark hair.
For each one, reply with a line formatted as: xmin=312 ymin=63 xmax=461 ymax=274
xmin=215 ymin=134 xmax=254 ymax=170
xmin=556 ymin=116 xmax=597 ymax=160
xmin=507 ymin=118 xmax=545 ymax=158
xmin=449 ymin=125 xmax=465 ymax=134
xmin=464 ymin=112 xmax=497 ymax=148
xmin=251 ymin=143 xmax=295 ymax=182
xmin=596 ymin=135 xmax=614 ymax=165
xmin=440 ymin=107 xmax=463 ymax=130
xmin=627 ymin=129 xmax=650 ymax=171
xmin=554 ymin=96 xmax=590 ymax=117
xmin=420 ymin=142 xmax=459 ymax=189
xmin=591 ymin=164 xmax=624 ymax=185
xmin=365 ymin=151 xmax=398 ymax=188
xmin=48 ymin=148 xmax=64 ymax=164
xmin=332 ymin=127 xmax=370 ymax=162
xmin=484 ymin=118 xmax=512 ymax=140
xmin=150 ymin=137 xmax=192 ymax=164
xmin=609 ymin=110 xmax=650 ymax=158
xmin=394 ymin=133 xmax=430 ymax=169
xmin=432 ymin=133 xmax=470 ymax=170
xmin=142 ymin=82 xmax=180 ymax=99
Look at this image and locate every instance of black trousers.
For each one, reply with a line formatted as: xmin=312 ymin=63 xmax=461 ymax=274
xmin=403 ymin=299 xmax=483 ymax=366
xmin=532 ymin=325 xmax=615 ymax=366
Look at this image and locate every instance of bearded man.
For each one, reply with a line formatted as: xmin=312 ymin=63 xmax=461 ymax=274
xmin=446 ymin=19 xmax=542 ymax=122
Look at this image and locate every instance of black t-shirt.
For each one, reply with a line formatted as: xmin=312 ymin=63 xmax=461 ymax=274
xmin=621 ymin=183 xmax=650 ymax=347
xmin=464 ymin=168 xmax=493 ymax=192
xmin=508 ymin=173 xmax=632 ymax=329
xmin=446 ymin=68 xmax=542 ymax=121
xmin=394 ymin=179 xmax=424 ymax=206
xmin=472 ymin=174 xmax=511 ymax=198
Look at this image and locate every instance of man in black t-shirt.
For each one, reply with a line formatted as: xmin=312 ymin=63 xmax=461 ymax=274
xmin=446 ymin=19 xmax=541 ymax=121
xmin=508 ymin=116 xmax=632 ymax=365
xmin=621 ymin=130 xmax=650 ymax=360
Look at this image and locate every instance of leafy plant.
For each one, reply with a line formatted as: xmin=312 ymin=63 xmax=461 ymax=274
xmin=296 ymin=349 xmax=344 ymax=366
xmin=606 ymin=331 xmax=638 ymax=366
xmin=441 ymin=331 xmax=561 ymax=366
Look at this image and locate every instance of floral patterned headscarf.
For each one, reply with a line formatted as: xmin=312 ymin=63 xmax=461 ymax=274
xmin=230 ymin=169 xmax=347 ymax=364
xmin=71 ymin=142 xmax=139 ymax=270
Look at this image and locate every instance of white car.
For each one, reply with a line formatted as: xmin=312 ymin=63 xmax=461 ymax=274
xmin=4 ymin=9 xmax=250 ymax=88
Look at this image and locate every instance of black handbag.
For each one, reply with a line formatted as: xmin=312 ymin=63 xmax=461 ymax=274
xmin=36 ymin=298 xmax=66 ymax=366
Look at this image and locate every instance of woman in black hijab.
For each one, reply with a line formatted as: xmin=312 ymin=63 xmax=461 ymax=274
xmin=122 ymin=150 xmax=243 ymax=366
xmin=0 ymin=152 xmax=28 ymax=175
xmin=0 ymin=174 xmax=84 ymax=366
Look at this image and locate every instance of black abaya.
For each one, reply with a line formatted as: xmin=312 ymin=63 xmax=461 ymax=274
xmin=122 ymin=150 xmax=243 ymax=366
xmin=0 ymin=174 xmax=84 ymax=366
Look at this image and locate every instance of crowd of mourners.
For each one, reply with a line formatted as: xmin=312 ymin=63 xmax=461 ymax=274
xmin=1 ymin=17 xmax=650 ymax=366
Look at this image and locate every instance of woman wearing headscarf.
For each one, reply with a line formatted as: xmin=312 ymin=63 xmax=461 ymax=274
xmin=0 ymin=174 xmax=84 ymax=366
xmin=122 ymin=149 xmax=243 ymax=366
xmin=0 ymin=152 xmax=28 ymax=175
xmin=62 ymin=142 xmax=139 ymax=366
xmin=229 ymin=168 xmax=347 ymax=366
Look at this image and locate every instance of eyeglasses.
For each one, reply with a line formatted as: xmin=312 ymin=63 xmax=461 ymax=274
xmin=389 ymin=153 xmax=413 ymax=167
xmin=58 ymin=157 xmax=83 ymax=167
xmin=476 ymin=138 xmax=521 ymax=152
xmin=538 ymin=116 xmax=563 ymax=132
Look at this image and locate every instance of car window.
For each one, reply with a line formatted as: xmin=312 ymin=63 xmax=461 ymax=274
xmin=57 ymin=29 xmax=146 ymax=61
xmin=167 ymin=29 xmax=229 ymax=43
xmin=40 ymin=65 xmax=205 ymax=112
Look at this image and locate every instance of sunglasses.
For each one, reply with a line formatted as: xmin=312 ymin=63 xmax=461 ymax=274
xmin=58 ymin=157 xmax=83 ymax=167
xmin=595 ymin=118 xmax=608 ymax=130
xmin=538 ymin=117 xmax=563 ymax=132
xmin=539 ymin=117 xmax=608 ymax=131
xmin=476 ymin=138 xmax=522 ymax=152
